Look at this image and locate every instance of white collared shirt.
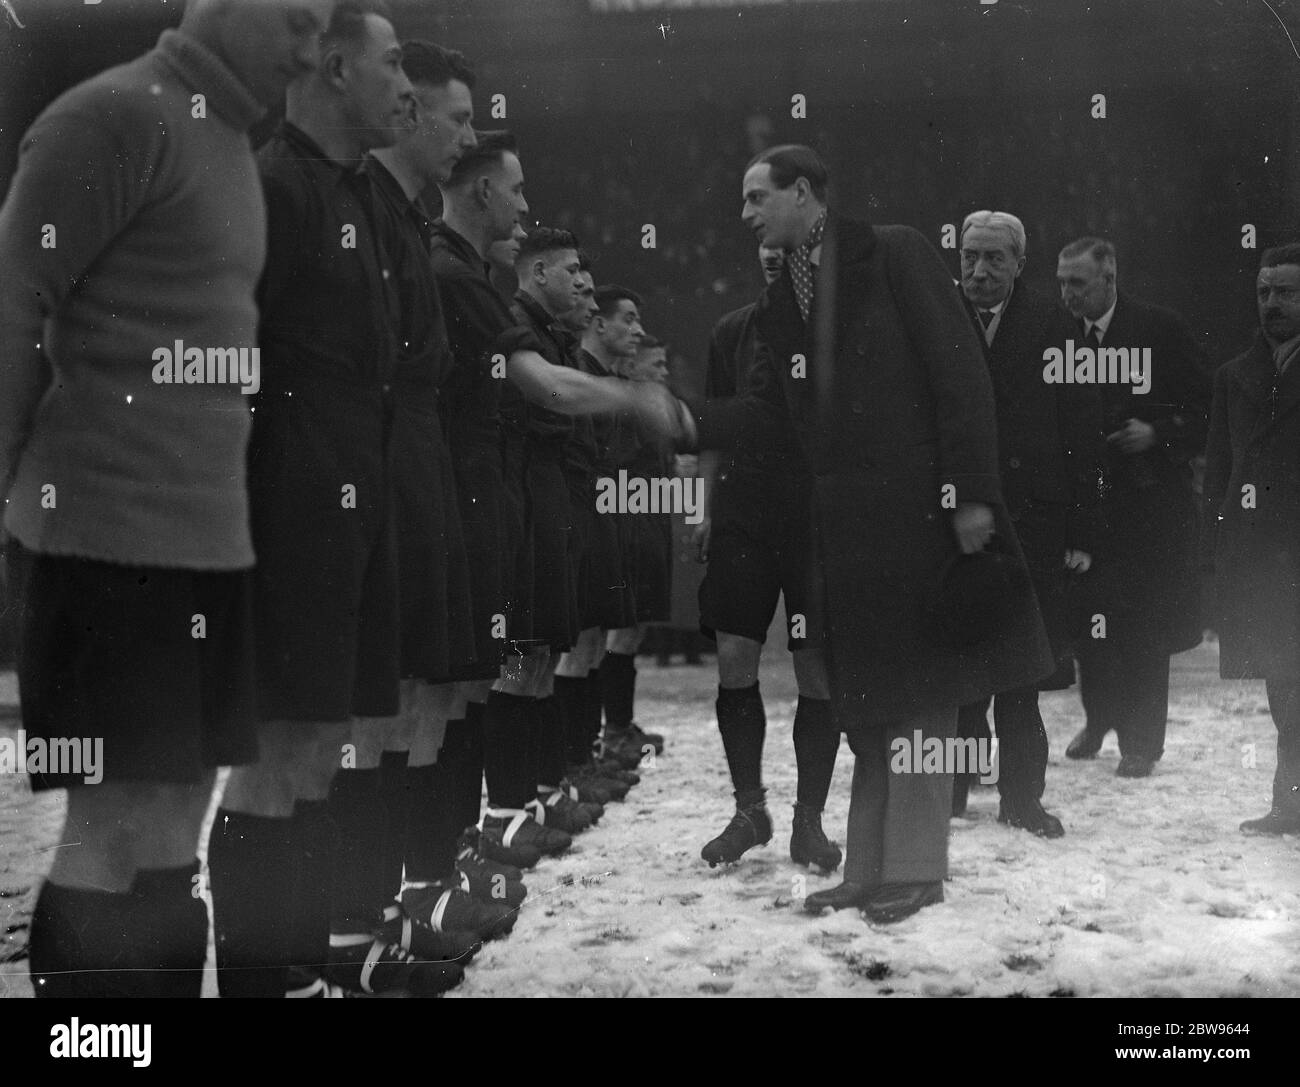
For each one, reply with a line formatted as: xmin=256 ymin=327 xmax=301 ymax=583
xmin=1084 ymin=297 xmax=1118 ymax=344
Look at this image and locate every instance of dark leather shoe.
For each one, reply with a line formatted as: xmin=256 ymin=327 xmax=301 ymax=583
xmin=951 ymin=772 xmax=972 ymax=818
xmin=862 ymin=881 xmax=943 ymax=924
xmin=1065 ymin=728 xmax=1104 ymax=759
xmin=998 ymin=795 xmax=1065 ymax=838
xmin=1240 ymin=807 xmax=1300 ymax=835
xmin=1116 ymin=755 xmax=1154 ymax=778
xmin=803 ymin=880 xmax=871 ymax=914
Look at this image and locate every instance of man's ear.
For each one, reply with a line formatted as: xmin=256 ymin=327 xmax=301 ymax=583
xmin=1014 ymin=256 xmax=1027 ymax=277
xmin=473 ymin=174 xmax=493 ymax=211
xmin=319 ymin=46 xmax=348 ymax=89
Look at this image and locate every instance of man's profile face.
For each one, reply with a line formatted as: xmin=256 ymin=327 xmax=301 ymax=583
xmin=223 ymin=0 xmax=335 ymax=107
xmin=340 ymin=15 xmax=413 ymax=151
xmin=408 ymin=78 xmax=476 ymax=185
xmin=1257 ymin=264 xmax=1300 ymax=344
xmin=597 ymin=299 xmax=644 ymax=358
xmin=741 ymin=164 xmax=804 ymax=252
xmin=1057 ymin=253 xmax=1114 ymax=321
xmin=627 ymin=345 xmax=669 ymax=384
xmin=483 ymin=151 xmax=528 ymax=242
xmin=487 ymin=222 xmax=527 ymax=276
xmin=532 ymin=248 xmax=582 ymax=318
xmin=562 ymin=271 xmax=598 ymax=333
xmin=759 ymin=244 xmax=785 ymax=285
xmin=960 ymin=225 xmax=1024 ymax=309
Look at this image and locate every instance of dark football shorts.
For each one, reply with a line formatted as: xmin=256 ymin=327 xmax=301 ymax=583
xmin=699 ymin=465 xmax=824 ymax=652
xmin=631 ymin=512 xmax=672 ymax=624
xmin=7 ymin=540 xmax=258 ymax=789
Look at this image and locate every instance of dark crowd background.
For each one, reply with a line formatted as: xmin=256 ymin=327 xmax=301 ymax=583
xmin=0 ymin=0 xmax=1295 ymax=657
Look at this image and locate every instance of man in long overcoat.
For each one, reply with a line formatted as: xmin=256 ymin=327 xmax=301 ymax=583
xmin=1205 ymin=244 xmax=1300 ymax=834
xmin=682 ymin=145 xmax=1054 ymax=923
xmin=1057 ymin=237 xmax=1209 ymax=777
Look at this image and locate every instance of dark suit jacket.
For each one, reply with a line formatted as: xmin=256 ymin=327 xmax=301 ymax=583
xmin=963 ymin=284 xmax=1106 ymax=657
xmin=693 ymin=213 xmax=1054 ymax=723
xmin=1204 ymin=333 xmax=1300 ymax=678
xmin=1083 ymin=292 xmax=1208 ymax=652
xmin=961 ymin=285 xmax=1105 ymax=552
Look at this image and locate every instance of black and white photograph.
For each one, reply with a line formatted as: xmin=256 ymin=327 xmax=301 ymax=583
xmin=0 ymin=0 xmax=1295 ymax=1045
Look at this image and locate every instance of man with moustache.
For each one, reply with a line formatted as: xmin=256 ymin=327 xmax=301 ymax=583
xmin=206 ymin=1 xmax=465 ymax=998
xmin=694 ymin=244 xmax=842 ymax=871
xmin=1057 ymin=237 xmax=1209 ymax=778
xmin=1205 ymin=244 xmax=1300 ymax=834
xmin=951 ymin=211 xmax=1105 ymax=838
xmin=676 ymin=145 xmax=1052 ymax=923
xmin=0 ymin=0 xmax=336 ymax=998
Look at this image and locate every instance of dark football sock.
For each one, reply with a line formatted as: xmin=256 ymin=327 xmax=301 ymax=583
xmin=461 ymin=702 xmax=486 ymax=828
xmin=288 ymin=799 xmax=337 ymax=982
xmin=378 ymin=749 xmax=410 ymax=901
xmin=403 ymin=762 xmax=459 ymax=885
xmin=31 ymin=862 xmax=208 ymax=999
xmin=327 ymin=767 xmax=388 ymax=932
xmin=483 ymin=690 xmax=534 ymax=809
xmin=208 ymin=808 xmax=296 ymax=998
xmin=554 ymin=673 xmax=590 ymax=765
xmin=584 ymin=667 xmax=605 ymax=754
xmin=130 ymin=861 xmax=209 ymax=999
xmin=792 ymin=695 xmax=839 ymax=810
xmin=599 ymin=650 xmax=637 ymax=733
xmin=716 ymin=682 xmax=766 ymax=796
xmin=533 ymin=695 xmax=568 ymax=789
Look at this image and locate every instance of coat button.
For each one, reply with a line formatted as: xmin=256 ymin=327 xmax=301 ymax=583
xmin=856 ymin=345 xmax=868 ymax=356
xmin=1009 ymin=457 xmax=1021 ymax=469
xmin=851 ymin=401 xmax=864 ymax=414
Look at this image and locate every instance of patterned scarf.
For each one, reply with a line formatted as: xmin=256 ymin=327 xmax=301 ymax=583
xmin=788 ymin=210 xmax=827 ymax=323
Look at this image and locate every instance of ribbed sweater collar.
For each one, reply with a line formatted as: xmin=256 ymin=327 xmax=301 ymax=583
xmin=152 ymin=28 xmax=264 ymax=132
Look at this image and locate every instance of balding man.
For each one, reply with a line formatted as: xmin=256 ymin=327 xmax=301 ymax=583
xmin=0 ymin=0 xmax=336 ymax=998
xmin=952 ymin=212 xmax=1105 ymax=838
xmin=1057 ymin=238 xmax=1209 ymax=777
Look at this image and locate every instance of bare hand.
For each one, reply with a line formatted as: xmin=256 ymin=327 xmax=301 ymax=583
xmin=953 ymin=502 xmax=995 ymax=554
xmin=692 ymin=518 xmax=712 ymax=563
xmin=1106 ymin=418 xmax=1157 ymax=455
xmin=1064 ymin=549 xmax=1092 ymax=573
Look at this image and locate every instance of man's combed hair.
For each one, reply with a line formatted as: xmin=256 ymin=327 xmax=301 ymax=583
xmin=516 ymin=227 xmax=580 ymax=265
xmin=746 ymin=144 xmax=829 ymax=202
xmin=1261 ymin=244 xmax=1300 ymax=270
xmin=961 ymin=210 xmax=1027 ymax=259
xmin=446 ymin=130 xmax=517 ymax=187
xmin=323 ymin=0 xmax=391 ymax=46
xmin=593 ymin=284 xmax=642 ymax=318
xmin=401 ymin=40 xmax=476 ymax=91
xmin=1059 ymin=236 xmax=1117 ymax=271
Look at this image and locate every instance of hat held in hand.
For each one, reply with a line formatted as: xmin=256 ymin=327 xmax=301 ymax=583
xmin=927 ymin=537 xmax=1033 ymax=649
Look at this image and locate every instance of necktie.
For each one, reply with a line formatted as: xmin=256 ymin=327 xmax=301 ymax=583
xmin=1085 ymin=324 xmax=1102 ymax=351
xmin=978 ymin=309 xmax=995 ymax=330
xmin=788 ymin=210 xmax=826 ymax=324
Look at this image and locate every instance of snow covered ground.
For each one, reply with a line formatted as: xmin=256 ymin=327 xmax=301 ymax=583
xmin=2 ymin=638 xmax=1297 ymax=998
